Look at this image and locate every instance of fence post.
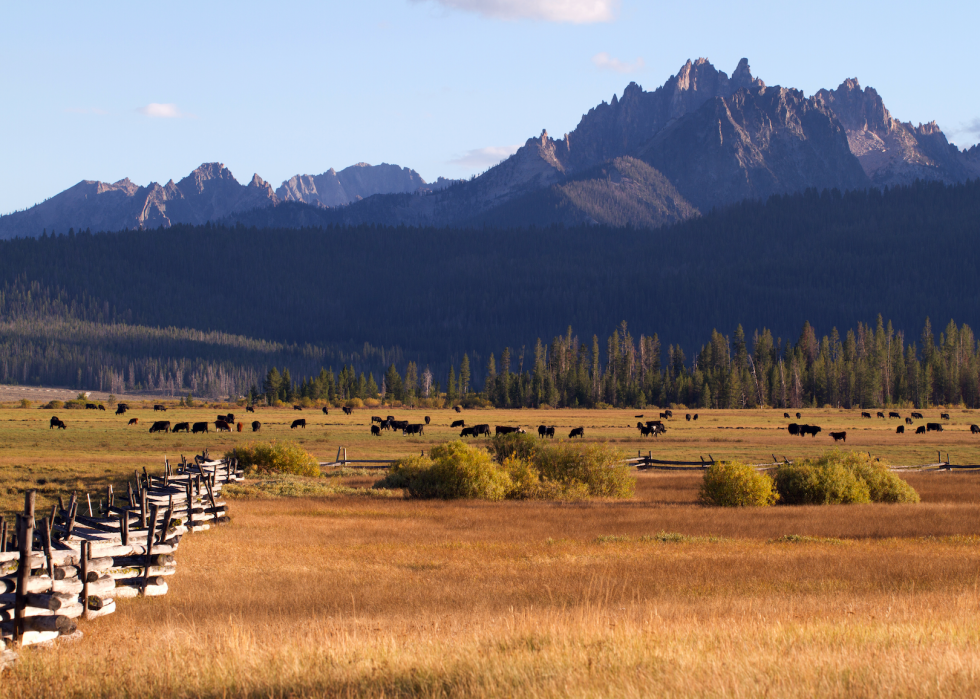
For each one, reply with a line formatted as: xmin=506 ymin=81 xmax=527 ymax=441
xmin=14 ymin=490 xmax=37 ymax=645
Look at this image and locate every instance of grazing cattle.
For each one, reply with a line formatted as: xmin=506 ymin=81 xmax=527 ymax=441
xmin=915 ymin=425 xmax=926 ymax=434
xmin=226 ymin=413 xmax=235 ymax=423
xmin=889 ymin=412 xmax=900 ymax=419
xmin=796 ymin=412 xmax=802 ymax=419
xmin=941 ymin=413 xmax=950 ymax=420
xmin=246 ymin=406 xmax=255 ymax=413
xmin=252 ymin=421 xmax=261 ymax=432
xmin=787 ymin=423 xmax=800 ymax=436
xmin=54 ymin=419 xmax=66 ymax=429
xmin=371 ymin=424 xmax=381 ymax=436
xmin=861 ymin=412 xmax=872 ymax=418
xmin=830 ymin=431 xmax=846 ymax=442
xmin=98 ymin=405 xmax=105 ymax=411
xmin=172 ymin=422 xmax=190 ymax=433
xmin=192 ymin=422 xmax=208 ymax=434
xmin=425 ymin=416 xmax=431 ymax=425
xmin=343 ymin=406 xmax=353 ymax=415
xmin=538 ymin=425 xmax=548 ymax=437
xmin=460 ymin=427 xmax=477 ymax=437
xmin=380 ymin=419 xmax=392 ymax=431
xmin=877 ymin=412 xmax=885 ymax=419
xmin=451 ymin=419 xmax=465 ymax=428
xmin=217 ymin=415 xmax=228 ymax=422
xmin=293 ymin=405 xmax=303 ymax=411
xmin=641 ymin=424 xmax=666 ymax=437
xmin=454 ymin=406 xmax=462 ymax=413
xmin=693 ymin=414 xmax=699 ymax=421
xmin=660 ymin=412 xmax=669 ymax=419
xmin=237 ymin=422 xmax=243 ymax=432
xmin=906 ymin=417 xmax=914 ymax=425
xmin=911 ymin=412 xmax=923 ymax=419
xmin=390 ymin=420 xmax=409 ymax=431
xmin=686 ymin=414 xmax=691 ymax=421
xmin=372 ymin=416 xmax=383 ymax=423
xmin=128 ymin=418 xmax=139 ymax=426
xmin=404 ymin=424 xmax=424 ymax=435
xmin=386 ymin=416 xmax=396 ymax=422
xmin=322 ymin=407 xmax=329 ymax=415
xmin=799 ymin=425 xmax=822 ymax=437
xmin=115 ymin=405 xmax=127 ymax=415
xmin=214 ymin=420 xmax=232 ymax=432
xmin=154 ymin=405 xmax=167 ymax=411
xmin=290 ymin=418 xmax=306 ymax=429
xmin=149 ymin=421 xmax=171 ymax=433
xmin=971 ymin=424 xmax=980 ymax=434
xmin=85 ymin=403 xmax=98 ymax=410
xmin=473 ymin=424 xmax=491 ymax=437
xmin=783 ymin=412 xmax=790 ymax=418
xmin=896 ymin=425 xmax=905 ymax=434
xmin=926 ymin=422 xmax=943 ymax=432
xmin=545 ymin=426 xmax=555 ymax=438
xmin=495 ymin=425 xmax=521 ymax=435
xmin=117 ymin=403 xmax=129 ymax=411
xmin=49 ymin=416 xmax=63 ymax=429
xmin=569 ymin=427 xmax=585 ymax=438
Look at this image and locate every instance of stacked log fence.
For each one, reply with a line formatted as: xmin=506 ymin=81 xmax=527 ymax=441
xmin=0 ymin=450 xmax=241 ymax=666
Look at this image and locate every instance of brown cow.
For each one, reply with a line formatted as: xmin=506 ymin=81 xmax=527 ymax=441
xmin=128 ymin=417 xmax=139 ymax=426
xmin=237 ymin=422 xmax=243 ymax=432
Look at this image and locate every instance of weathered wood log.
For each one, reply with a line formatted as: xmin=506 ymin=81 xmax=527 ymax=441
xmin=50 ymin=578 xmax=83 ymax=595
xmin=85 ymin=598 xmax=115 ymax=618
xmin=105 ymin=565 xmax=176 ymax=580
xmin=112 ymin=554 xmax=174 ymax=568
xmin=9 ymin=629 xmax=59 ymax=647
xmin=1 ymin=591 xmax=75 ymax=611
xmin=113 ymin=581 xmax=167 ymax=598
xmin=86 ymin=575 xmax=116 ymax=597
xmin=1 ymin=614 xmax=76 ymax=634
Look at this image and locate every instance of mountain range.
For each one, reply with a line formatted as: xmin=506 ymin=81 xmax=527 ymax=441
xmin=2 ymin=57 xmax=977 ymax=238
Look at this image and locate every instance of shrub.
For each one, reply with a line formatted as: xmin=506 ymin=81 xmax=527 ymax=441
xmin=18 ymin=398 xmax=31 ymax=408
xmin=345 ymin=398 xmax=364 ymax=409
xmin=533 ymin=442 xmax=634 ymax=498
xmin=41 ymin=400 xmax=63 ymax=410
xmin=488 ymin=432 xmax=540 ymax=465
xmin=363 ymin=398 xmax=381 ymax=408
xmin=699 ymin=461 xmax=779 ymax=507
xmin=775 ymin=451 xmax=919 ymax=505
xmin=380 ymin=441 xmax=511 ymax=500
xmin=226 ymin=441 xmax=321 ymax=478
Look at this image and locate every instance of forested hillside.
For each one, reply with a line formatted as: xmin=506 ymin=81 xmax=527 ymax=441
xmin=0 ymin=179 xmax=977 ymax=406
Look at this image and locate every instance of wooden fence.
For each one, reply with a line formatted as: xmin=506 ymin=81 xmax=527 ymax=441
xmin=0 ymin=451 xmax=241 ymax=666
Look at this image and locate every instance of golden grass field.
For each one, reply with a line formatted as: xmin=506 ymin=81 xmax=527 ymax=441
xmin=1 ymin=402 xmax=979 ymax=697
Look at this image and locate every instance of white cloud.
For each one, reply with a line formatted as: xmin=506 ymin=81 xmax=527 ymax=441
xmin=449 ymin=145 xmax=520 ymax=169
xmin=413 ymin=0 xmax=618 ymax=23
xmin=138 ymin=103 xmax=191 ymax=118
xmin=591 ymin=52 xmax=644 ymax=73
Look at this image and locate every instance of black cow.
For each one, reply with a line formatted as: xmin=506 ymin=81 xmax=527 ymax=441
xmin=246 ymin=406 xmax=256 ymax=413
xmin=783 ymin=412 xmax=790 ymax=418
xmin=52 ymin=418 xmax=66 ymax=430
xmin=830 ymin=431 xmax=846 ymax=442
xmin=451 ymin=419 xmax=465 ymax=428
xmin=192 ymin=422 xmax=209 ymax=434
xmin=454 ymin=406 xmax=462 ymax=413
xmin=371 ymin=416 xmax=383 ymax=423
xmin=889 ymin=412 xmax=900 ymax=418
xmin=941 ymin=413 xmax=951 ymax=420
xmin=915 ymin=425 xmax=926 ymax=434
xmin=293 ymin=405 xmax=303 ymax=411
xmin=686 ymin=414 xmax=691 ymax=421
xmin=569 ymin=427 xmax=585 ymax=438
xmin=322 ymin=407 xmax=329 ymax=415
xmin=877 ymin=412 xmax=885 ymax=419
xmin=172 ymin=422 xmax=190 ymax=433
xmin=472 ymin=424 xmax=491 ymax=437
xmin=371 ymin=424 xmax=381 ymax=436
xmin=386 ymin=416 xmax=395 ymax=422
xmin=404 ymin=424 xmax=424 ymax=435
xmin=117 ymin=403 xmax=129 ymax=411
xmin=693 ymin=414 xmax=699 ymax=421
xmin=906 ymin=417 xmax=914 ymax=425
xmin=98 ymin=405 xmax=105 ymax=411
xmin=115 ymin=405 xmax=127 ymax=415
xmin=214 ymin=420 xmax=232 ymax=432
xmin=217 ymin=415 xmax=229 ymax=422
xmin=343 ymin=406 xmax=353 ymax=415
xmin=226 ymin=413 xmax=235 ymax=423
xmin=660 ymin=412 xmax=669 ymax=419
xmin=460 ymin=427 xmax=477 ymax=437
xmin=971 ymin=424 xmax=980 ymax=434
xmin=49 ymin=416 xmax=64 ymax=429
xmin=149 ymin=421 xmax=171 ymax=433
xmin=911 ymin=412 xmax=924 ymax=419
xmin=291 ymin=419 xmax=306 ymax=429
xmin=787 ymin=423 xmax=800 ymax=436
xmin=495 ymin=425 xmax=521 ymax=435
xmin=252 ymin=421 xmax=261 ymax=432
xmin=380 ymin=420 xmax=392 ymax=431
xmin=538 ymin=425 xmax=548 ymax=437
xmin=85 ymin=403 xmax=97 ymax=410
xmin=896 ymin=425 xmax=905 ymax=434
xmin=391 ymin=420 xmax=409 ymax=431
xmin=861 ymin=412 xmax=871 ymax=418
xmin=545 ymin=426 xmax=555 ymax=438
xmin=154 ymin=404 xmax=167 ymax=411
xmin=424 ymin=416 xmax=431 ymax=425
xmin=799 ymin=425 xmax=822 ymax=437
xmin=926 ymin=422 xmax=944 ymax=432
xmin=796 ymin=412 xmax=802 ymax=419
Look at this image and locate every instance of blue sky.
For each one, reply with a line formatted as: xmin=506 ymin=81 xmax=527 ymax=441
xmin=2 ymin=0 xmax=978 ymax=215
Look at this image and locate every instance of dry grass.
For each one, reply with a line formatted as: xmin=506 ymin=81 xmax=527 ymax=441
xmin=2 ymin=406 xmax=980 ymax=696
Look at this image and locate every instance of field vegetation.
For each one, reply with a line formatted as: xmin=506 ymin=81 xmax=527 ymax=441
xmin=1 ymin=403 xmax=978 ymax=696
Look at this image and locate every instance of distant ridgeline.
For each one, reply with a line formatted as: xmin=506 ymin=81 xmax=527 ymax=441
xmin=0 ymin=179 xmax=977 ymax=407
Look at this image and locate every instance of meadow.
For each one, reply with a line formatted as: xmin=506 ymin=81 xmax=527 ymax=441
xmin=1 ymin=402 xmax=978 ymax=696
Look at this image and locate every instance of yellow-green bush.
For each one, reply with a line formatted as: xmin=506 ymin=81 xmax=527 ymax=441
xmin=532 ymin=442 xmax=634 ymax=498
xmin=488 ymin=432 xmax=540 ymax=465
xmin=699 ymin=461 xmax=779 ymax=507
xmin=774 ymin=451 xmax=919 ymax=505
xmin=226 ymin=441 xmax=321 ymax=478
xmin=376 ymin=441 xmax=511 ymax=500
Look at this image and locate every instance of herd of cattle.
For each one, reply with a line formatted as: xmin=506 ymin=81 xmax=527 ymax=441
xmin=786 ymin=410 xmax=980 ymax=442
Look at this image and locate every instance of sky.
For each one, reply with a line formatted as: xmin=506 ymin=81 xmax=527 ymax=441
xmin=1 ymin=0 xmax=978 ymax=215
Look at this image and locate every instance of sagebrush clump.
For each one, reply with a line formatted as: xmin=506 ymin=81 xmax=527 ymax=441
xmin=774 ymin=451 xmax=919 ymax=505
xmin=226 ymin=441 xmax=321 ymax=478
xmin=699 ymin=461 xmax=779 ymax=507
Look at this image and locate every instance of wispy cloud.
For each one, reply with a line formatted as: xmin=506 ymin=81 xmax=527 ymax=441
xmin=138 ymin=103 xmax=193 ymax=118
xmin=413 ymin=0 xmax=618 ymax=23
xmin=591 ymin=52 xmax=644 ymax=73
xmin=449 ymin=145 xmax=520 ymax=169
xmin=65 ymin=107 xmax=109 ymax=115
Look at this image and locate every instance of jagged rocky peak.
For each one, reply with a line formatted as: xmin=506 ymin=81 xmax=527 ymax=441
xmin=815 ymin=79 xmax=894 ymax=135
xmin=177 ymin=162 xmax=240 ymax=194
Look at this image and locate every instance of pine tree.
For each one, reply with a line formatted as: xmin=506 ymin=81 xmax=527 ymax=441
xmin=459 ymin=354 xmax=471 ymax=397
